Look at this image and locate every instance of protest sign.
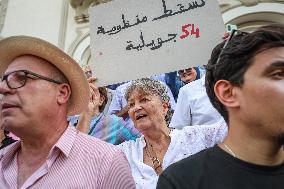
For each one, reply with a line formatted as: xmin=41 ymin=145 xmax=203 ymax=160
xmin=90 ymin=0 xmax=225 ymax=86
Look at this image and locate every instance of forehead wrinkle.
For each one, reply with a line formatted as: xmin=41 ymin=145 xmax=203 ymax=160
xmin=125 ymin=78 xmax=170 ymax=103
xmin=129 ymin=89 xmax=160 ymax=101
xmin=127 ymin=89 xmax=149 ymax=101
xmin=6 ymin=55 xmax=68 ymax=83
xmin=7 ymin=55 xmax=54 ymax=76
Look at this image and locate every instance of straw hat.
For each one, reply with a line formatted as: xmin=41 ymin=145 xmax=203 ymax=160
xmin=0 ymin=35 xmax=90 ymax=115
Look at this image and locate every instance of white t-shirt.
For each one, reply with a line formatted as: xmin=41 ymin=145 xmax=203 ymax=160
xmin=117 ymin=120 xmax=228 ymax=189
xmin=170 ymin=76 xmax=224 ymax=129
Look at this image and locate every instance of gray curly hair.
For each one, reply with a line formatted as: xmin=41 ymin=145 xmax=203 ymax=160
xmin=125 ymin=78 xmax=173 ymax=126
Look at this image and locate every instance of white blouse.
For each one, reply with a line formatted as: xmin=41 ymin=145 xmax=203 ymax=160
xmin=117 ymin=120 xmax=228 ymax=189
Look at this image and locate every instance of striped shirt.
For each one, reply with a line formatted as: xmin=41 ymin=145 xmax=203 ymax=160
xmin=0 ymin=126 xmax=135 ymax=189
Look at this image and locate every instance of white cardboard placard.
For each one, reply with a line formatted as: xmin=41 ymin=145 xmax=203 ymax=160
xmin=90 ymin=0 xmax=225 ymax=86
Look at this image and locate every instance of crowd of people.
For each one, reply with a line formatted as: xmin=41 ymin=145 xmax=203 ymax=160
xmin=0 ymin=23 xmax=283 ymax=189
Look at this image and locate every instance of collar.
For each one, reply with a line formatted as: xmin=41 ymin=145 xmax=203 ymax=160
xmin=1 ymin=125 xmax=78 ymax=169
xmin=49 ymin=125 xmax=77 ymax=158
xmin=201 ymin=75 xmax=205 ymax=86
xmin=142 ymin=129 xmax=175 ymax=148
xmin=1 ymin=141 xmax=21 ymax=170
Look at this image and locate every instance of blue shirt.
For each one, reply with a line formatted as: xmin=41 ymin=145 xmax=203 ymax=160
xmin=68 ymin=113 xmax=141 ymax=145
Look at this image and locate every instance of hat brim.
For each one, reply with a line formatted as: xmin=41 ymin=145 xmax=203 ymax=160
xmin=0 ymin=36 xmax=90 ymax=115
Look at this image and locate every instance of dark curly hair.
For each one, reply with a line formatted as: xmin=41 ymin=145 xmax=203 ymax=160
xmin=205 ymin=23 xmax=284 ymax=123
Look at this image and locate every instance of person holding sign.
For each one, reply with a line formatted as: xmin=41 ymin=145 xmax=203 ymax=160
xmin=68 ymin=76 xmax=140 ymax=145
xmin=157 ymin=24 xmax=284 ymax=189
xmin=117 ymin=78 xmax=227 ymax=189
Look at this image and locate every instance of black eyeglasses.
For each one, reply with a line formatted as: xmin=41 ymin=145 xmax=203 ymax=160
xmin=0 ymin=70 xmax=63 ymax=89
xmin=214 ymin=29 xmax=249 ymax=67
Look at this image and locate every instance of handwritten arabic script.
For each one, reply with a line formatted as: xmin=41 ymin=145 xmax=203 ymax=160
xmin=95 ymin=0 xmax=205 ymax=52
xmin=126 ymin=22 xmax=200 ymax=51
xmin=90 ymin=0 xmax=226 ymax=86
xmin=97 ymin=14 xmax=148 ymax=35
xmin=153 ymin=0 xmax=205 ymax=21
xmin=126 ymin=32 xmax=177 ymax=51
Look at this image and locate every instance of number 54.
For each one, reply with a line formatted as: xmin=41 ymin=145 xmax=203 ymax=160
xmin=180 ymin=24 xmax=200 ymax=39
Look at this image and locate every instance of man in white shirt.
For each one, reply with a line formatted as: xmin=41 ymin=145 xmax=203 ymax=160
xmin=170 ymin=76 xmax=223 ymax=129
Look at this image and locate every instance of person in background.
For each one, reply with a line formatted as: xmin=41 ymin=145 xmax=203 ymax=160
xmin=169 ymin=75 xmax=224 ymax=129
xmin=168 ymin=33 xmax=232 ymax=128
xmin=157 ymin=24 xmax=284 ymax=189
xmin=165 ymin=66 xmax=205 ymax=101
xmin=0 ymin=36 xmax=135 ymax=189
xmin=0 ymin=113 xmax=18 ymax=149
xmin=0 ymin=129 xmax=16 ymax=150
xmin=68 ymin=76 xmax=140 ymax=145
xmin=117 ymin=78 xmax=227 ymax=189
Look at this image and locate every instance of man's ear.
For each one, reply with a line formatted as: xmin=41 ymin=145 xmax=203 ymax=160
xmin=214 ymin=80 xmax=240 ymax=108
xmin=57 ymin=84 xmax=71 ymax=105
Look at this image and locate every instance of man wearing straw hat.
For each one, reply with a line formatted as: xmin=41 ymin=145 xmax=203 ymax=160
xmin=0 ymin=36 xmax=135 ymax=189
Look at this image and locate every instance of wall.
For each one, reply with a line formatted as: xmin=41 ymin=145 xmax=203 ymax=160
xmin=1 ymin=0 xmax=65 ymax=47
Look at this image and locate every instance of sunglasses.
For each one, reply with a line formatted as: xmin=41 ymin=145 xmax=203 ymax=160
xmin=178 ymin=68 xmax=193 ymax=75
xmin=215 ymin=29 xmax=249 ymax=66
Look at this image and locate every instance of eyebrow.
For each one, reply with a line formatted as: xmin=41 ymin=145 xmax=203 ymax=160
xmin=262 ymin=60 xmax=284 ymax=74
